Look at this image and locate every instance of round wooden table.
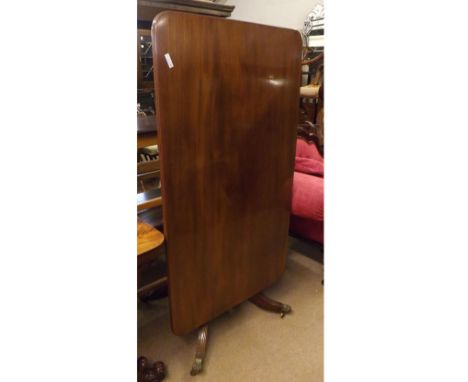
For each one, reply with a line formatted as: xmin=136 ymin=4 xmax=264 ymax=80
xmin=137 ymin=219 xmax=166 ymax=294
xmin=138 ymin=220 xmax=164 ymax=256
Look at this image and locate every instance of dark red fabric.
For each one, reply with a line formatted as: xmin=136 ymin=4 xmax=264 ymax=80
xmin=290 ymin=138 xmax=324 ymax=244
xmin=291 ymin=171 xmax=323 ymax=221
xmin=296 ymin=138 xmax=322 ymax=160
xmin=295 ymin=157 xmax=324 ymax=177
xmin=290 ymin=215 xmax=324 ymax=244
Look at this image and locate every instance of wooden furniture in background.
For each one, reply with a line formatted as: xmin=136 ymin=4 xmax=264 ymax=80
xmin=138 ymin=115 xmax=158 ymax=149
xmin=138 ymin=0 xmax=235 ymax=22
xmin=138 ymin=356 xmax=166 ymax=382
xmin=137 ymin=205 xmax=166 ymax=299
xmin=137 ymin=225 xmax=166 ymax=382
xmin=138 ymin=29 xmax=154 ymax=90
xmin=137 ymin=220 xmax=164 ymax=256
xmin=137 ymin=154 xmax=160 ymax=191
xmin=137 ymin=218 xmax=167 ymax=296
xmin=300 ymin=52 xmax=323 ymax=123
xmin=137 ymin=188 xmax=162 ymax=212
xmin=299 ymin=49 xmax=324 ymax=153
xmin=153 ymin=11 xmax=301 ymax=374
xmin=137 ymin=115 xmax=161 ymax=197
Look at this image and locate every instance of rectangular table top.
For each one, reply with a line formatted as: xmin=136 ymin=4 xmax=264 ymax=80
xmin=153 ymin=11 xmax=301 ymax=335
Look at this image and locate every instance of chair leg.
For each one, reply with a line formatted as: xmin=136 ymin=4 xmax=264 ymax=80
xmin=190 ymin=325 xmax=209 ymax=376
xmin=249 ymin=292 xmax=292 ymax=318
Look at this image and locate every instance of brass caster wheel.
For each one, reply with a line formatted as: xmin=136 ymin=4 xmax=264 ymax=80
xmin=280 ymin=304 xmax=292 ymax=318
xmin=190 ymin=358 xmax=203 ymax=376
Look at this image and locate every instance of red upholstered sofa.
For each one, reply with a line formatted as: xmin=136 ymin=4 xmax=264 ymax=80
xmin=289 ymin=138 xmax=324 ymax=244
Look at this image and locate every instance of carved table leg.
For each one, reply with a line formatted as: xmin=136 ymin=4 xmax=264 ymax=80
xmin=249 ymin=292 xmax=292 ymax=318
xmin=190 ymin=325 xmax=208 ymax=376
xmin=138 ymin=356 xmax=166 ymax=382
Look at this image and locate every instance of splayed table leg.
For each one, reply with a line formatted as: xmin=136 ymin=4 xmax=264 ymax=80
xmin=250 ymin=292 xmax=292 ymax=318
xmin=190 ymin=325 xmax=209 ymax=376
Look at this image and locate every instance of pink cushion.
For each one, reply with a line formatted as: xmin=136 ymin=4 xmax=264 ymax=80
xmin=289 ymin=138 xmax=324 ymax=244
xmin=291 ymin=171 xmax=323 ymax=221
xmin=296 ymin=138 xmax=323 ymax=161
xmin=294 ymin=139 xmax=323 ymax=177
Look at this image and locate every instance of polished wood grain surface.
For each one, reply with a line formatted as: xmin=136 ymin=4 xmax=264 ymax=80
xmin=153 ymin=12 xmax=302 ymax=335
xmin=137 ymin=220 xmax=164 ymax=256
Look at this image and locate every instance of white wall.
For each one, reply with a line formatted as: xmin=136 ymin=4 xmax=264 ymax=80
xmin=226 ymin=0 xmax=321 ymax=31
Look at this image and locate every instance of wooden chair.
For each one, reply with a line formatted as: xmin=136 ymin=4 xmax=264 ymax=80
xmin=300 ymin=52 xmax=323 ymax=95
xmin=137 ymin=151 xmax=162 ymax=211
xmin=299 ymin=52 xmax=324 ymax=152
xmin=300 ymin=52 xmax=323 ymax=123
xmin=137 ymin=152 xmax=160 ymax=191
